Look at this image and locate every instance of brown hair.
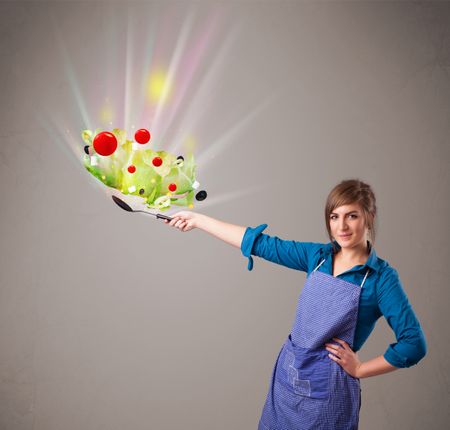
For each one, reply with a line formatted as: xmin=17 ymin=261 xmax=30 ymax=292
xmin=325 ymin=179 xmax=377 ymax=246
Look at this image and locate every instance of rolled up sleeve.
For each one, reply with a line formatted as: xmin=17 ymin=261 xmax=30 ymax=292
xmin=241 ymin=224 xmax=269 ymax=271
xmin=240 ymin=224 xmax=322 ymax=272
xmin=377 ymin=268 xmax=427 ymax=368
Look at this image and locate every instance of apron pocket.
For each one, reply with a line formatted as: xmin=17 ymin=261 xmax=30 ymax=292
xmin=289 ymin=347 xmax=330 ymax=400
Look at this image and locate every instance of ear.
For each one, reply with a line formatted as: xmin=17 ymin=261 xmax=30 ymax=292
xmin=366 ymin=224 xmax=373 ymax=243
xmin=365 ymin=212 xmax=374 ymax=228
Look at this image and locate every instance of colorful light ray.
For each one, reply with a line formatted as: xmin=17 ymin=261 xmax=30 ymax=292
xmin=146 ymin=68 xmax=172 ymax=104
xmin=50 ymin=12 xmax=92 ymax=131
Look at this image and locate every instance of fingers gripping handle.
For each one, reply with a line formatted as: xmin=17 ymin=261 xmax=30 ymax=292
xmin=156 ymin=213 xmax=173 ymax=221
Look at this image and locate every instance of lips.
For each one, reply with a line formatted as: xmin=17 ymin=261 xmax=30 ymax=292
xmin=339 ymin=234 xmax=352 ymax=238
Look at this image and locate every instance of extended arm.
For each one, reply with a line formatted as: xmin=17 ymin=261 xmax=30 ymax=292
xmin=165 ymin=211 xmax=321 ymax=272
xmin=165 ymin=211 xmax=246 ymax=248
xmin=196 ymin=213 xmax=246 ymax=248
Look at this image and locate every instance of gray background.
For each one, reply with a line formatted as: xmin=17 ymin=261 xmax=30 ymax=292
xmin=1 ymin=1 xmax=449 ymax=429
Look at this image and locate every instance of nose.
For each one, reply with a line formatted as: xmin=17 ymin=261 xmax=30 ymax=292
xmin=339 ymin=217 xmax=348 ymax=231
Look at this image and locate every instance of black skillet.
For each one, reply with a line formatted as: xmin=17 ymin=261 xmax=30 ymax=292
xmin=112 ymin=195 xmax=173 ymax=221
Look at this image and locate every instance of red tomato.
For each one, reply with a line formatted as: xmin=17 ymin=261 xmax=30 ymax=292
xmin=93 ymin=132 xmax=117 ymax=156
xmin=135 ymin=129 xmax=151 ymax=144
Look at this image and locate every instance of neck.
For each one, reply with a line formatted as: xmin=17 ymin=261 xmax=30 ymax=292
xmin=336 ymin=242 xmax=370 ymax=263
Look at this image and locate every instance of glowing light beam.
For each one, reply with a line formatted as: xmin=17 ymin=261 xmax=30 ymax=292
xmin=50 ymin=12 xmax=92 ymax=131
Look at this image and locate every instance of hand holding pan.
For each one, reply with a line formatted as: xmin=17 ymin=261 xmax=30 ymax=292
xmin=111 ymin=195 xmax=173 ymax=221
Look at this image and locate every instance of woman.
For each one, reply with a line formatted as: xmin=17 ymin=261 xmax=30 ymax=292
xmin=164 ymin=179 xmax=427 ymax=429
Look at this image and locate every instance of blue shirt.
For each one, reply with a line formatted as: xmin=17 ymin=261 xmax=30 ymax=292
xmin=241 ymin=224 xmax=427 ymax=368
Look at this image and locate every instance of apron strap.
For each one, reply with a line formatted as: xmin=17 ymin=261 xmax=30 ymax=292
xmin=360 ymin=269 xmax=370 ymax=288
xmin=312 ymin=258 xmax=326 ymax=272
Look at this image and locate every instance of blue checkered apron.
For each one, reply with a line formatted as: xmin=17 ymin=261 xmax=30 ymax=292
xmin=258 ymin=259 xmax=369 ymax=430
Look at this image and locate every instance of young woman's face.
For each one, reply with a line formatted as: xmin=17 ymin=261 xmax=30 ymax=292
xmin=329 ymin=203 xmax=369 ymax=251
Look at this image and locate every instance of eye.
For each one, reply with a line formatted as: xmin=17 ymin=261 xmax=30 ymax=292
xmin=348 ymin=214 xmax=358 ymax=219
xmin=330 ymin=215 xmax=337 ymax=220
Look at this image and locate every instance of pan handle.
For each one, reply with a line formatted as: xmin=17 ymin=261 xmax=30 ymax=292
xmin=156 ymin=213 xmax=173 ymax=221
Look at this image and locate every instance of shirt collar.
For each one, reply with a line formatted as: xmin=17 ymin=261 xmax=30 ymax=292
xmin=323 ymin=241 xmax=381 ymax=273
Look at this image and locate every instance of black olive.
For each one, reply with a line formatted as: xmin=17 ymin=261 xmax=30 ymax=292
xmin=195 ymin=190 xmax=207 ymax=201
xmin=139 ymin=188 xmax=145 ymax=195
xmin=177 ymin=155 xmax=184 ymax=161
xmin=84 ymin=145 xmax=90 ymax=155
